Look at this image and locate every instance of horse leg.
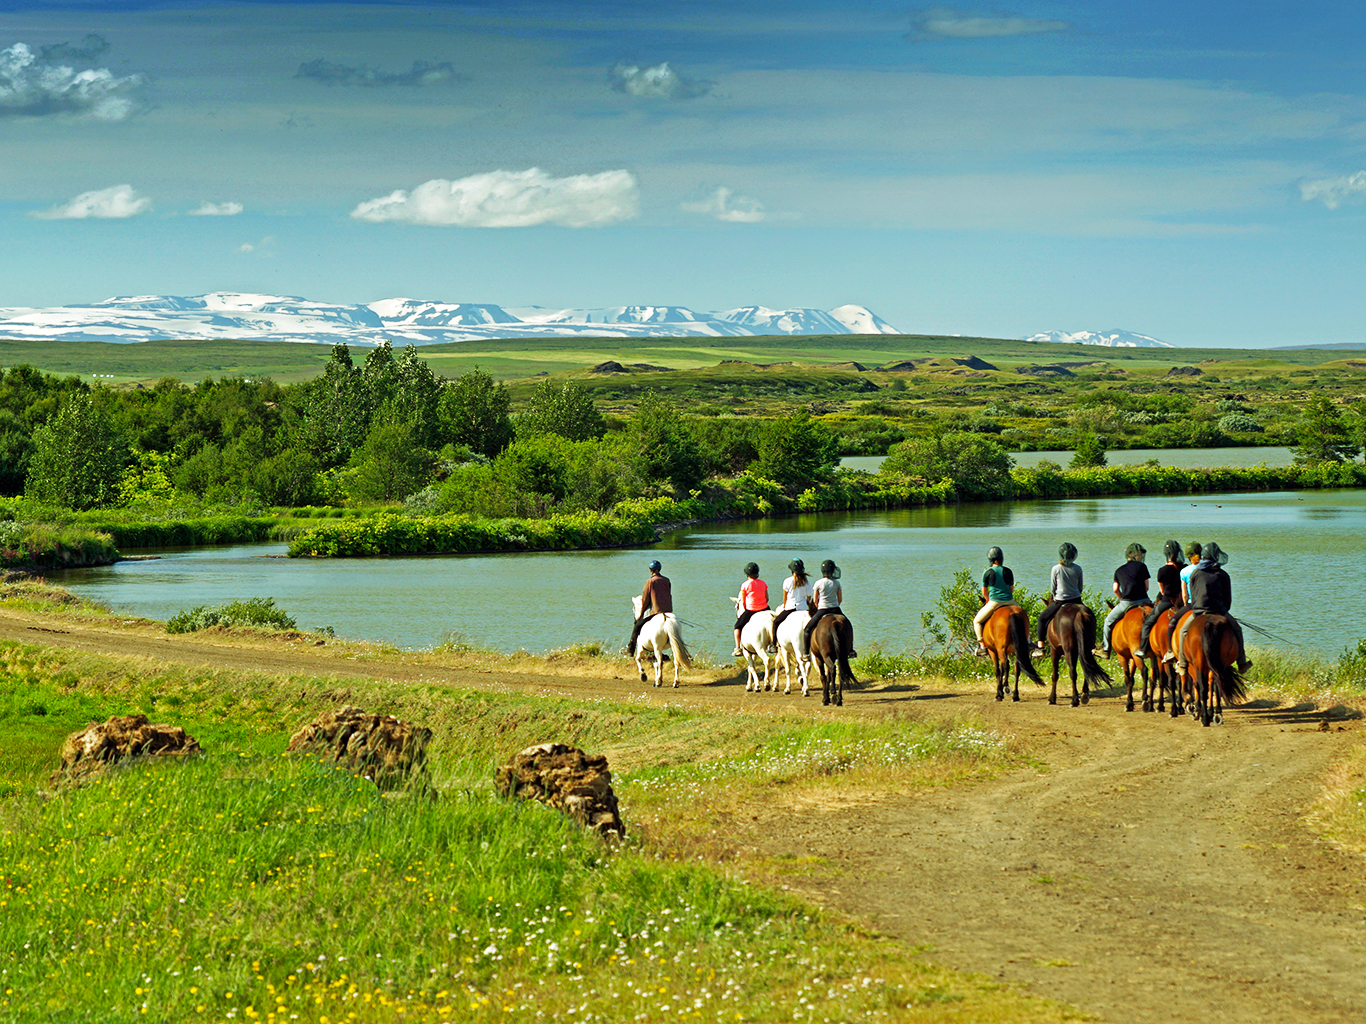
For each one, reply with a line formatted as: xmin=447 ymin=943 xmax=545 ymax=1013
xmin=1050 ymin=649 xmax=1061 ymax=705
xmin=1124 ymin=656 xmax=1135 ymax=712
xmin=1012 ymin=657 xmax=1021 ymax=702
xmin=1070 ymin=654 xmax=1081 ymax=708
xmin=636 ymin=650 xmax=648 ymax=684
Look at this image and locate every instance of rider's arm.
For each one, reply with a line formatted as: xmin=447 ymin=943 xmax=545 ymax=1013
xmin=835 ymin=583 xmax=842 ymax=605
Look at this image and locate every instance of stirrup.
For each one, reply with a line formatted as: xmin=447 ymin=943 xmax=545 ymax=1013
xmin=731 ymin=647 xmax=743 ymax=657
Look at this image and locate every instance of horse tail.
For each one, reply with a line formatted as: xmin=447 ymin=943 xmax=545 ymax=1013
xmin=1203 ymin=617 xmax=1245 ymax=705
xmin=837 ymin=618 xmax=857 ymax=686
xmin=665 ymin=616 xmax=693 ymax=669
xmin=1076 ymin=609 xmax=1112 ymax=686
xmin=1010 ymin=610 xmax=1043 ymax=684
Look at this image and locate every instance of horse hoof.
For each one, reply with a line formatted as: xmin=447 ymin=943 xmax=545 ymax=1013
xmin=1126 ymin=701 xmax=1134 ymax=712
xmin=1071 ymin=699 xmax=1080 ymax=708
xmin=996 ymin=693 xmax=1004 ymax=702
xmin=1048 ymin=697 xmax=1057 ymax=705
xmin=1081 ymin=694 xmax=1090 ymax=706
xmin=1012 ymin=693 xmax=1020 ymax=702
xmin=640 ymin=673 xmax=647 ymax=683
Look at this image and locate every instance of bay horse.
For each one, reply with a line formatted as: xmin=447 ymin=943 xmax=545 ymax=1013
xmin=1046 ymin=602 xmax=1111 ymax=707
xmin=808 ymin=613 xmax=855 ymax=706
xmin=982 ymin=604 xmax=1042 ymax=701
xmin=1178 ymin=613 xmax=1246 ymax=728
xmin=1109 ymin=604 xmax=1160 ymax=713
xmin=1148 ymin=606 xmax=1181 ymax=718
xmin=731 ymin=597 xmax=777 ymax=693
xmin=630 ymin=595 xmax=693 ymax=688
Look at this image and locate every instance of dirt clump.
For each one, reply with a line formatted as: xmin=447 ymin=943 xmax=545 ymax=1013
xmin=52 ymin=713 xmax=200 ymax=784
xmin=496 ymin=742 xmax=625 ymax=839
xmin=287 ymin=705 xmax=433 ymax=791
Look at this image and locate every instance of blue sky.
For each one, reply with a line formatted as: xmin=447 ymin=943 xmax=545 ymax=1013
xmin=2 ymin=0 xmax=1364 ymax=346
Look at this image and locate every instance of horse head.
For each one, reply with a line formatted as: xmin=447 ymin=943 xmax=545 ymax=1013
xmin=631 ymin=594 xmax=643 ymax=618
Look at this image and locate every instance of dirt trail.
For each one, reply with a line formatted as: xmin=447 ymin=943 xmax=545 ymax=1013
xmin=4 ymin=610 xmax=1364 ymax=1022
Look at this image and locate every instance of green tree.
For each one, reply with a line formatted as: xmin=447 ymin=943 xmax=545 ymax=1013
xmin=300 ymin=344 xmax=369 ymax=468
xmin=751 ymin=413 xmax=840 ymax=488
xmin=629 ymin=392 xmax=705 ymax=493
xmin=345 ymin=420 xmax=433 ymax=502
xmin=439 ymin=368 xmax=514 ymax=458
xmin=1293 ymin=396 xmax=1361 ymax=464
xmin=25 ymin=391 xmax=128 ymax=509
xmin=1070 ymin=432 xmax=1108 ymax=469
xmin=881 ymin=431 xmax=1013 ymax=500
xmin=519 ymin=380 xmax=606 ymax=441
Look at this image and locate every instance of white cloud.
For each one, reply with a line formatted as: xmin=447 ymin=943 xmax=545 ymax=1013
xmin=189 ymin=201 xmax=244 ymax=216
xmin=910 ymin=7 xmax=1070 ymax=40
xmin=681 ymin=186 xmax=766 ymax=223
xmin=33 ymin=184 xmax=152 ymax=220
xmin=610 ymin=61 xmax=711 ymax=100
xmin=0 ymin=42 xmax=140 ymax=120
xmin=237 ymin=242 xmax=255 ymax=253
xmin=1300 ymin=171 xmax=1366 ymax=209
xmin=351 ymin=168 xmax=640 ymax=227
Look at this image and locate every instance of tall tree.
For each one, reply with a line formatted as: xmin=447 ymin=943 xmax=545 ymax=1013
xmin=1293 ymin=396 xmax=1361 ymax=464
xmin=518 ymin=379 xmax=606 ymax=441
xmin=439 ymin=368 xmax=514 ymax=458
xmin=25 ymin=390 xmax=128 ymax=509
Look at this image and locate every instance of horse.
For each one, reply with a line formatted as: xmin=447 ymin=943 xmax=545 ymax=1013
xmin=1045 ymin=602 xmax=1111 ymax=707
xmin=1147 ymin=606 xmax=1180 ymax=717
xmin=772 ymin=609 xmax=812 ymax=696
xmin=981 ymin=604 xmax=1042 ymax=702
xmin=1178 ymin=613 xmax=1246 ymax=728
xmin=731 ymin=597 xmax=777 ymax=693
xmin=1163 ymin=607 xmax=1196 ymax=716
xmin=808 ymin=613 xmax=855 ymax=706
xmin=1108 ymin=603 xmax=1160 ymax=713
xmin=630 ymin=595 xmax=693 ymax=688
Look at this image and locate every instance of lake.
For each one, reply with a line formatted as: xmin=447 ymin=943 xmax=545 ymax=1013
xmin=54 ymin=487 xmax=1362 ymax=659
xmin=840 ymin=446 xmax=1297 ymax=474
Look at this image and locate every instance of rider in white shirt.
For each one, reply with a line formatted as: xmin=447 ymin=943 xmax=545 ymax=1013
xmin=801 ymin=559 xmax=855 ymax=657
xmin=766 ymin=558 xmax=812 ymax=654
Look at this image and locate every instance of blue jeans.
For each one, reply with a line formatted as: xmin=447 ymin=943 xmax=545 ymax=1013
xmin=1103 ymin=598 xmax=1151 ymax=651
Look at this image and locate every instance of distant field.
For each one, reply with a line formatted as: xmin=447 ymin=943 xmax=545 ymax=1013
xmin=2 ymin=332 xmax=1364 ymax=387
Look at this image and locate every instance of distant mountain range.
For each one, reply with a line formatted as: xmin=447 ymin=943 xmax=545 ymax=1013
xmin=0 ymin=293 xmax=902 ymax=345
xmin=1027 ymin=329 xmax=1173 ymax=349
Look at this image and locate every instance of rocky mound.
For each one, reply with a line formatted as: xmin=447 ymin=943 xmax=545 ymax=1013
xmin=1165 ymin=365 xmax=1203 ymax=377
xmin=287 ymin=706 xmax=433 ymax=791
xmin=52 ymin=714 xmax=200 ymax=784
xmin=496 ymin=742 xmax=625 ymax=839
xmin=589 ymin=360 xmax=627 ymax=374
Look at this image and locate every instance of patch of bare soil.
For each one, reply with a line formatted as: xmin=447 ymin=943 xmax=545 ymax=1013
xmin=4 ymin=608 xmax=1364 ymax=1022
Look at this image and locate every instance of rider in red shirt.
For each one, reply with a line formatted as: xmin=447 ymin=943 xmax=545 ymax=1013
xmin=732 ymin=562 xmax=770 ymax=657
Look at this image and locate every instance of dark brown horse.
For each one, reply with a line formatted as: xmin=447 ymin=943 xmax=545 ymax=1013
xmin=809 ymin=613 xmax=856 ymax=707
xmin=1109 ymin=604 xmax=1160 ymax=713
xmin=1046 ymin=602 xmax=1111 ymax=707
xmin=1148 ymin=606 xmax=1180 ymax=717
xmin=982 ymin=604 xmax=1042 ymax=702
xmin=1178 ymin=613 xmax=1246 ymax=727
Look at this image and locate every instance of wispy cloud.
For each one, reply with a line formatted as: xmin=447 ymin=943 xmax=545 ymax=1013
xmin=295 ymin=58 xmax=460 ymax=87
xmin=681 ymin=186 xmax=766 ymax=223
xmin=39 ymin=34 xmax=111 ymax=65
xmin=33 ymin=184 xmax=152 ymax=220
xmin=908 ymin=7 xmax=1070 ymax=40
xmin=609 ymin=61 xmax=711 ymax=100
xmin=188 ymin=201 xmax=244 ymax=216
xmin=0 ymin=41 xmax=141 ymax=120
xmin=351 ymin=168 xmax=639 ymax=227
xmin=1300 ymin=171 xmax=1366 ymax=209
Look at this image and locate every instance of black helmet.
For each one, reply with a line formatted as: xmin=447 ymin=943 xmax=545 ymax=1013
xmin=987 ymin=546 xmax=1004 ymax=564
xmin=820 ymin=559 xmax=840 ymax=579
xmin=788 ymin=558 xmax=805 ymax=574
xmin=647 ymin=559 xmax=662 ymax=572
xmin=1200 ymin=541 xmax=1229 ymax=566
xmin=1125 ymin=542 xmax=1147 ymax=561
xmin=744 ymin=561 xmax=759 ymax=578
xmin=1185 ymin=540 xmax=1203 ymax=560
xmin=1163 ymin=539 xmax=1185 ymax=565
xmin=1058 ymin=542 xmax=1077 ymax=563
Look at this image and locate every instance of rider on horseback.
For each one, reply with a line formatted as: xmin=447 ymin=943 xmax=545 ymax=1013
xmin=767 ymin=559 xmax=813 ymax=654
xmin=1035 ymin=541 xmax=1083 ymax=650
xmin=1163 ymin=539 xmax=1204 ymax=654
xmin=802 ymin=559 xmax=855 ymax=658
xmin=974 ymin=546 xmax=1018 ymax=652
xmin=1170 ymin=542 xmax=1252 ymax=674
xmin=732 ymin=562 xmax=770 ymax=657
xmin=1136 ymin=539 xmax=1185 ymax=658
xmin=1101 ymin=543 xmax=1152 ymax=657
xmin=626 ymin=559 xmax=672 ymax=656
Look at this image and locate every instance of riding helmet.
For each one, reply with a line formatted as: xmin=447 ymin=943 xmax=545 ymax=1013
xmin=744 ymin=561 xmax=759 ymax=578
xmin=647 ymin=559 xmax=662 ymax=572
xmin=1058 ymin=541 xmax=1077 ymax=563
xmin=820 ymin=559 xmax=840 ymax=579
xmin=1125 ymin=542 xmax=1146 ymax=561
xmin=788 ymin=558 xmax=805 ymax=574
xmin=987 ymin=545 xmax=1004 ymax=564
xmin=1163 ymin=539 xmax=1185 ymax=565
xmin=1200 ymin=541 xmax=1229 ymax=566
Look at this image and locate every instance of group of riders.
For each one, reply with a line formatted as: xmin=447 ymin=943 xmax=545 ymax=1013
xmin=624 ymin=557 xmax=856 ymax=661
xmin=973 ymin=539 xmax=1252 ymax=675
xmin=625 ymin=536 xmax=1252 ymax=678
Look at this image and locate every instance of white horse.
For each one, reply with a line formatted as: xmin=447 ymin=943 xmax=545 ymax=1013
xmin=731 ymin=598 xmax=777 ymax=692
xmin=630 ymin=595 xmax=693 ymax=687
xmin=773 ymin=609 xmax=813 ymax=696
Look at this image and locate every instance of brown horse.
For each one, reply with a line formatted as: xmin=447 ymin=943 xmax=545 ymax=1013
xmin=1178 ymin=613 xmax=1246 ymax=728
xmin=809 ymin=613 xmax=855 ymax=707
xmin=1147 ymin=606 xmax=1180 ymax=717
xmin=1109 ymin=604 xmax=1160 ymax=713
xmin=982 ymin=604 xmax=1042 ymax=702
xmin=1163 ymin=607 xmax=1196 ymax=716
xmin=1046 ymin=602 xmax=1111 ymax=707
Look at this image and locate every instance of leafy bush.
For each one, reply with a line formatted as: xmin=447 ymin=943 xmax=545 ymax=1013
xmin=165 ymin=597 xmax=297 ymax=634
xmin=1218 ymin=413 xmax=1263 ymax=434
xmin=882 ymin=432 xmax=1013 ymax=500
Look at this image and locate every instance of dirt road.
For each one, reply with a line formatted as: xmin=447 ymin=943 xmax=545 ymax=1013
xmin=4 ymin=610 xmax=1364 ymax=1022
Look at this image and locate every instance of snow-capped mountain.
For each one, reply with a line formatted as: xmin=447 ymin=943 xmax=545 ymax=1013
xmin=0 ymin=294 xmax=902 ymax=345
xmin=1027 ymin=328 xmax=1173 ymax=349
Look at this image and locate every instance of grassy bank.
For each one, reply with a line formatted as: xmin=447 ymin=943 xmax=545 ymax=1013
xmin=0 ymin=639 xmax=1085 ymax=1024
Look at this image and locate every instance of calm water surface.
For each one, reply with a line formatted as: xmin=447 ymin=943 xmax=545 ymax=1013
xmin=841 ymin=446 xmax=1296 ymax=474
xmin=55 ymin=488 xmax=1361 ymax=658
